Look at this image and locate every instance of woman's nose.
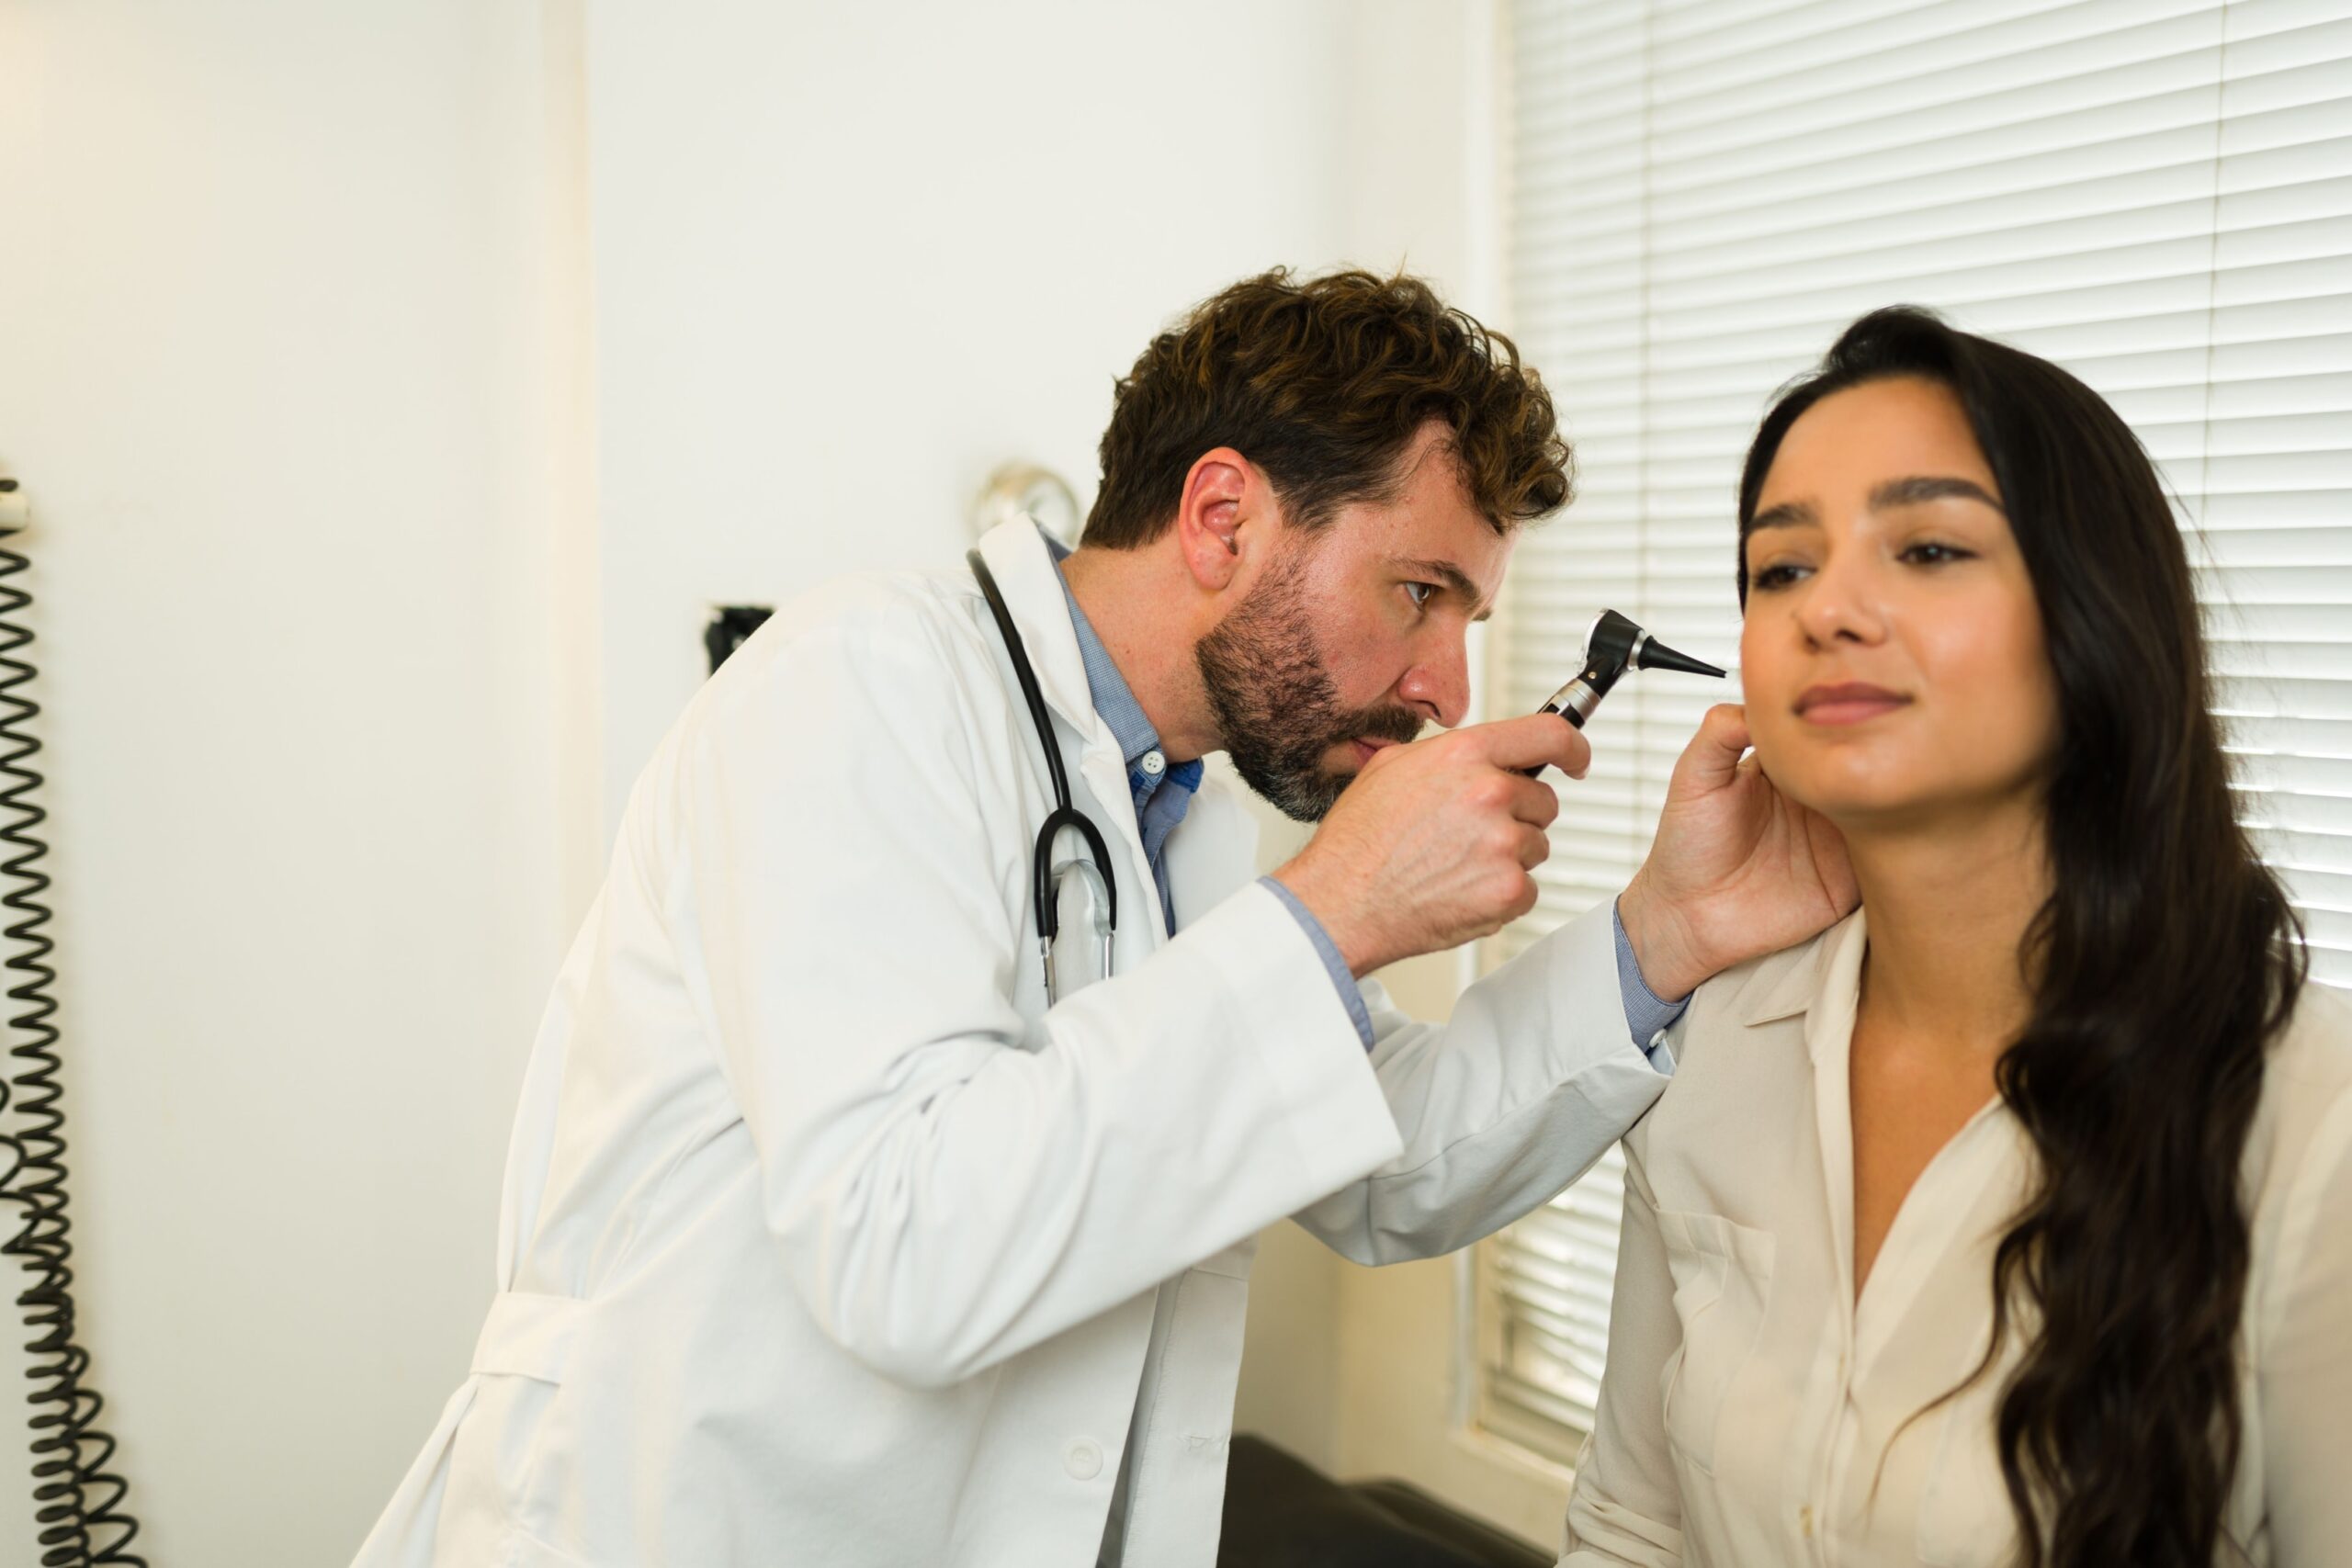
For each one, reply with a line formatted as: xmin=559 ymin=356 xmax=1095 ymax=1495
xmin=1795 ymin=552 xmax=1887 ymax=648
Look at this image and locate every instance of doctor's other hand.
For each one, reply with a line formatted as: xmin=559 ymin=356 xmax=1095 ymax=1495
xmin=1616 ymin=702 xmax=1858 ymax=1004
xmin=1272 ymin=711 xmax=1589 ymax=977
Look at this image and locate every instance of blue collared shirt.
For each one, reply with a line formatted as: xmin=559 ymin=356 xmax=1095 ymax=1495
xmin=1048 ymin=543 xmax=1682 ymax=1063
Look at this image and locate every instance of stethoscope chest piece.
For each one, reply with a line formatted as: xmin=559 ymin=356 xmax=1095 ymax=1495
xmin=1044 ymin=856 xmax=1114 ymax=1001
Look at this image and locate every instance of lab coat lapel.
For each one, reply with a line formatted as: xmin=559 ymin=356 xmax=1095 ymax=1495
xmin=1162 ymin=782 xmax=1260 ymax=932
xmin=973 ymin=518 xmax=1103 ymax=739
xmin=1078 ymin=751 xmax=1164 ymax=942
xmin=973 ymin=519 xmax=1163 ymax=943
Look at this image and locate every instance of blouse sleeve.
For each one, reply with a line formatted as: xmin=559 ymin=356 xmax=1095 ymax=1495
xmin=2260 ymin=1080 xmax=2352 ymax=1563
xmin=1561 ymin=1121 xmax=1687 ymax=1566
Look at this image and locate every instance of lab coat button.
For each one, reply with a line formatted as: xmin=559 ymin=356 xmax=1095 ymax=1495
xmin=1065 ymin=1438 xmax=1103 ymax=1480
xmin=1140 ymin=750 xmax=1165 ymax=776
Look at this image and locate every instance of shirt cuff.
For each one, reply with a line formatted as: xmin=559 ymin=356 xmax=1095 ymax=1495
xmin=1613 ymin=897 xmax=1688 ymax=1074
xmin=1257 ymin=875 xmax=1376 ymax=1051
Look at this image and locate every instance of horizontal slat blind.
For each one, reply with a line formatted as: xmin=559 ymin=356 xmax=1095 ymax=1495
xmin=1480 ymin=0 xmax=2352 ymax=1462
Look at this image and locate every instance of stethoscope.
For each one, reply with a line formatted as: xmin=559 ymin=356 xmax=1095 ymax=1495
xmin=967 ymin=548 xmax=1117 ymax=1003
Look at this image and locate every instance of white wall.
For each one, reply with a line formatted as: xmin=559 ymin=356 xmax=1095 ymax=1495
xmin=0 ymin=1 xmax=1555 ymax=1562
xmin=0 ymin=4 xmax=597 ymax=1561
xmin=589 ymin=0 xmax=1370 ymax=823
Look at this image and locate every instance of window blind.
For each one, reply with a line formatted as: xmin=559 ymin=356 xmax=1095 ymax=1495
xmin=1477 ymin=0 xmax=2352 ymax=1462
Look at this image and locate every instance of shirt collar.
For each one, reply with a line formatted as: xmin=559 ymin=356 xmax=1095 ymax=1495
xmin=1046 ymin=535 xmax=1177 ymax=782
xmin=1730 ymin=908 xmax=1868 ymax=1032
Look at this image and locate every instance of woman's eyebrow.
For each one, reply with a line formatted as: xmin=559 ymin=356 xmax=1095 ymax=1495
xmin=1871 ymin=474 xmax=2006 ymax=513
xmin=1747 ymin=499 xmax=1815 ymax=534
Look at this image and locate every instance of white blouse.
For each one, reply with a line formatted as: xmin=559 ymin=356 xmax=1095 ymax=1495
xmin=1563 ymin=910 xmax=2352 ymax=1567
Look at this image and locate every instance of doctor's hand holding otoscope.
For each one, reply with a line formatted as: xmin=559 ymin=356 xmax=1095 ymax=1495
xmin=1272 ymin=705 xmax=1589 ymax=977
xmin=1275 ymin=606 xmax=1855 ymax=1000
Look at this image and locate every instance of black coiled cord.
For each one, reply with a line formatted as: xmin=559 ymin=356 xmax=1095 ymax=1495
xmin=0 ymin=489 xmax=145 ymax=1567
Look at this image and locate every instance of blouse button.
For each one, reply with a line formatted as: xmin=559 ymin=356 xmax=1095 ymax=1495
xmin=1799 ymin=1504 xmax=1815 ymax=1538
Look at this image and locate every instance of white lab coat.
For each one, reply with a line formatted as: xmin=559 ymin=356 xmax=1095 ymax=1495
xmin=353 ymin=519 xmax=1668 ymax=1568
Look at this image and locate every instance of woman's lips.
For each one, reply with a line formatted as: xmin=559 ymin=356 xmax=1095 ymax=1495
xmin=1796 ymin=683 xmax=1912 ymax=726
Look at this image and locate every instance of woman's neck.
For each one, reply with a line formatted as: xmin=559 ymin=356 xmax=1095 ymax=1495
xmin=1844 ymin=801 xmax=2051 ymax=1055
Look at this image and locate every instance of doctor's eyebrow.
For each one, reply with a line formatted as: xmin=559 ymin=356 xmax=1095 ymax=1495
xmin=1393 ymin=557 xmax=1496 ymax=621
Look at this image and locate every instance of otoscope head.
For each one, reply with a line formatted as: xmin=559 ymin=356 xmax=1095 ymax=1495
xmin=1583 ymin=610 xmax=1644 ymax=683
xmin=1576 ymin=610 xmax=1727 ymax=694
xmin=1534 ymin=609 xmax=1728 ymax=746
xmin=1634 ymin=631 xmax=1727 ymax=680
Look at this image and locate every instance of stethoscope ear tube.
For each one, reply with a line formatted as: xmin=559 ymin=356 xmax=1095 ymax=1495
xmin=969 ymin=548 xmax=1074 ymax=808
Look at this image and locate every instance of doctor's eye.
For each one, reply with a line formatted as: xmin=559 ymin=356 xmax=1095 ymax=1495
xmin=1403 ymin=581 xmax=1436 ymax=610
xmin=1748 ymin=561 xmax=1809 ymax=592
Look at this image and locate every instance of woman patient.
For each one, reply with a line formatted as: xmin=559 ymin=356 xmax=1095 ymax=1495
xmin=1565 ymin=309 xmax=2349 ymax=1566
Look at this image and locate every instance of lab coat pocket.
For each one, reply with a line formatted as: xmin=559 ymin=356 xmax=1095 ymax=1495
xmin=501 ymin=1524 xmax=595 ymax=1568
xmin=1123 ymin=1266 xmax=1253 ymax=1549
xmin=1656 ymin=1210 xmax=1775 ymax=1476
xmin=446 ymin=1292 xmax=590 ymax=1551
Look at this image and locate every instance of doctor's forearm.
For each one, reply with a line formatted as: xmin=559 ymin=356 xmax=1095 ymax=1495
xmin=1291 ymin=901 xmax=1668 ymax=1264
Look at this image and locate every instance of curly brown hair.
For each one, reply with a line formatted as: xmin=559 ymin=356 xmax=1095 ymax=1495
xmin=1081 ymin=268 xmax=1572 ymax=548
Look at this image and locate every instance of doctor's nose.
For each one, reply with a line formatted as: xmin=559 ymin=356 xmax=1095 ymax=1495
xmin=1398 ymin=642 xmax=1472 ymax=728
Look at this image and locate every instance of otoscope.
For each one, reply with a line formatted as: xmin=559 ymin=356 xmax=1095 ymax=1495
xmin=1522 ymin=609 xmax=1727 ymax=775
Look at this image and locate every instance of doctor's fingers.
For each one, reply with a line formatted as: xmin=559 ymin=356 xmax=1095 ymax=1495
xmin=1498 ymin=773 xmax=1562 ymax=830
xmin=1464 ymin=808 xmax=1551 ymax=874
xmin=1474 ymin=710 xmax=1592 ymax=779
xmin=1508 ymin=821 xmax=1553 ymax=871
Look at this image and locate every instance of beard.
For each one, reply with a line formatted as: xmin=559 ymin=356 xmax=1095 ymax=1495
xmin=1195 ymin=547 xmax=1426 ymax=822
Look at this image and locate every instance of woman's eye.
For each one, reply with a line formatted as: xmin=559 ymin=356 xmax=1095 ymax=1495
xmin=1404 ymin=581 xmax=1435 ymax=610
xmin=1749 ymin=562 xmax=1806 ymax=591
xmin=1902 ymin=541 xmax=1973 ymax=566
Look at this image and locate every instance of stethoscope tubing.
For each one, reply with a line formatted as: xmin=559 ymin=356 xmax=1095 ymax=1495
xmin=967 ymin=549 xmax=1119 ymax=996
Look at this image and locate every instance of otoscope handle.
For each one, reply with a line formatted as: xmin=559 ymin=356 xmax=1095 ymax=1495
xmin=1517 ymin=613 xmax=1725 ymax=779
xmin=1520 ymin=678 xmax=1601 ymax=776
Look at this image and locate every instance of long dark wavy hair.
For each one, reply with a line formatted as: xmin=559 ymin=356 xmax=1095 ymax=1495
xmin=1736 ymin=308 xmax=2308 ymax=1566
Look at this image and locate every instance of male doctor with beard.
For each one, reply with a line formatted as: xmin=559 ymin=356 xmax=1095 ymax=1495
xmin=355 ymin=270 xmax=1855 ymax=1568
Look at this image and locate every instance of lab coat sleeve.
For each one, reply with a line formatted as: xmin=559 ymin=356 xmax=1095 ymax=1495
xmin=2261 ymin=1076 xmax=2352 ymax=1564
xmin=1288 ymin=901 xmax=1671 ymax=1264
xmin=1561 ymin=1117 xmax=1687 ymax=1566
xmin=656 ymin=605 xmax=1403 ymax=1391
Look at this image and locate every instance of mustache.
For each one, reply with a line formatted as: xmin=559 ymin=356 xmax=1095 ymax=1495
xmin=1340 ymin=705 xmax=1428 ymax=748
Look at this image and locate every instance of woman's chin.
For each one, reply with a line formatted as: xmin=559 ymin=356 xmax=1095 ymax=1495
xmin=1760 ymin=751 xmax=1935 ymax=827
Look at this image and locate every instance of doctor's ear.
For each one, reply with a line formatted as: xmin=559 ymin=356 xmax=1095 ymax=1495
xmin=1173 ymin=449 xmax=1253 ymax=592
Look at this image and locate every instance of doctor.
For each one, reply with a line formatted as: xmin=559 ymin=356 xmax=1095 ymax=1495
xmin=355 ymin=269 xmax=1854 ymax=1568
